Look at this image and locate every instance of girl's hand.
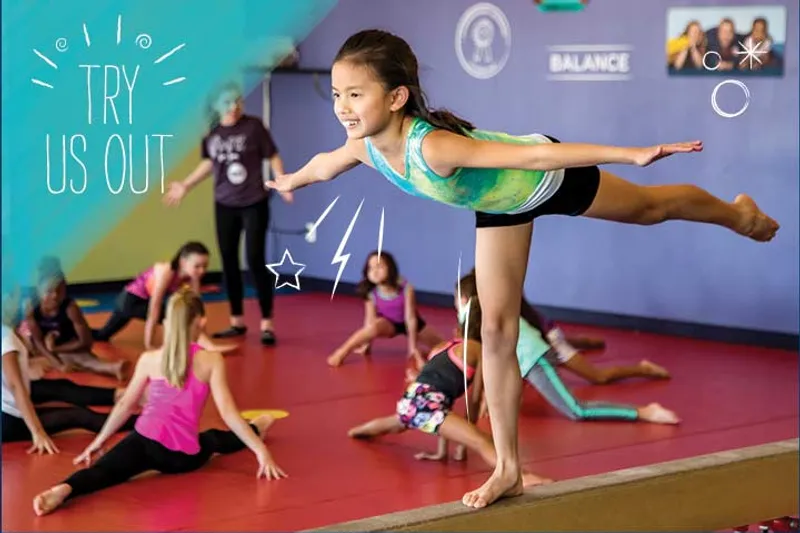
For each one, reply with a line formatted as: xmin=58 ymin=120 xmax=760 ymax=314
xmin=163 ymin=182 xmax=187 ymax=206
xmin=453 ymin=444 xmax=467 ymax=461
xmin=74 ymin=442 xmax=103 ymax=466
xmin=408 ymin=348 xmax=424 ymax=371
xmin=634 ymin=141 xmax=703 ymax=167
xmin=256 ymin=450 xmax=287 ymax=480
xmin=266 ymin=174 xmax=296 ymax=193
xmin=278 ymin=191 xmax=294 ymax=204
xmin=28 ymin=430 xmax=59 ymax=455
xmin=414 ymin=449 xmax=447 ymax=461
xmin=44 ymin=331 xmax=59 ymax=352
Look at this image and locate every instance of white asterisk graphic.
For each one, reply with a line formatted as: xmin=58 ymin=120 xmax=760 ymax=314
xmin=735 ymin=39 xmax=767 ymax=69
xmin=265 ymin=249 xmax=306 ymax=291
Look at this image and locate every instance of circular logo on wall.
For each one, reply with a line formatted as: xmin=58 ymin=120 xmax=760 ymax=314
xmin=455 ymin=2 xmax=512 ymax=79
xmin=227 ymin=162 xmax=247 ymax=185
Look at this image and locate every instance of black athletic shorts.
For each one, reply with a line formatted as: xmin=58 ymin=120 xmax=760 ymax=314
xmin=475 ymin=135 xmax=601 ymax=229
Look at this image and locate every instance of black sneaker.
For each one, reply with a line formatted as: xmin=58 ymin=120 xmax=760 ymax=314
xmin=212 ymin=326 xmax=247 ymax=338
xmin=261 ymin=330 xmax=276 ymax=346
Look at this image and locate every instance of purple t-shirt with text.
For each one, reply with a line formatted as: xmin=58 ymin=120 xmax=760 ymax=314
xmin=201 ymin=115 xmax=278 ymax=208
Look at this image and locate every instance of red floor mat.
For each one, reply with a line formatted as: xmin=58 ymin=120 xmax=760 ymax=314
xmin=3 ymin=294 xmax=797 ymax=531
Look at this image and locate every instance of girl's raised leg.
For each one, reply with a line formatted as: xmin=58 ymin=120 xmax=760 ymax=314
xmin=583 ymin=171 xmax=779 ymax=241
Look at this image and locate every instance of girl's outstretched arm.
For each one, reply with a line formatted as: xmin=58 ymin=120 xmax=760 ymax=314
xmin=266 ymin=141 xmax=361 ymax=192
xmin=422 ymin=130 xmax=703 ymax=176
xmin=208 ymin=351 xmax=285 ymax=479
xmin=2 ymin=348 xmax=58 ymax=454
xmin=143 ymin=265 xmax=172 ymax=350
xmin=74 ymin=352 xmax=152 ymax=464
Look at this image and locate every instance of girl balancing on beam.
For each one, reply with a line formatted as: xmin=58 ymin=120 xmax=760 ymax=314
xmin=265 ymin=29 xmax=779 ymax=509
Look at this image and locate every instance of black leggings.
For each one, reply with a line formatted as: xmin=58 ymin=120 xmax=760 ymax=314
xmin=215 ymin=197 xmax=274 ymax=319
xmin=92 ymin=291 xmax=163 ymax=341
xmin=63 ymin=426 xmax=255 ymax=500
xmin=2 ymin=379 xmax=135 ymax=443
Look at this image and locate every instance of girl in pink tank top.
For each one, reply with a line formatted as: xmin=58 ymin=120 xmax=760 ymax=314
xmin=32 ymin=288 xmax=287 ymax=517
xmin=327 ymin=250 xmax=446 ymax=368
xmin=91 ymin=241 xmax=212 ymax=350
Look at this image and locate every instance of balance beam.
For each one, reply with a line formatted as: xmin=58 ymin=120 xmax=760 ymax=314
xmin=310 ymin=439 xmax=799 ymax=532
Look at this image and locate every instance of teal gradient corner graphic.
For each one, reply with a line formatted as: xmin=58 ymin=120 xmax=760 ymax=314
xmin=1 ymin=0 xmax=336 ymax=294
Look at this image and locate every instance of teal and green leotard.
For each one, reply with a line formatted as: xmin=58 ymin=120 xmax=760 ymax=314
xmin=363 ymin=117 xmax=565 ymax=215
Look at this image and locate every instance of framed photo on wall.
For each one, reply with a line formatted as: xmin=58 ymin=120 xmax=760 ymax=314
xmin=666 ymin=5 xmax=786 ymax=77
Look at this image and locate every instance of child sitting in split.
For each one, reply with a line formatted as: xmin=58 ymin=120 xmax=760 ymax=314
xmin=328 ymin=251 xmax=445 ymax=368
xmin=25 ymin=267 xmax=129 ymax=381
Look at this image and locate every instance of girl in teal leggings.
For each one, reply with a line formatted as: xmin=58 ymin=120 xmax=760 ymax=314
xmin=458 ymin=273 xmax=679 ymax=424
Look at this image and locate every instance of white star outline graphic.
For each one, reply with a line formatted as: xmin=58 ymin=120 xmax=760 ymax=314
xmin=735 ymin=39 xmax=768 ymax=69
xmin=265 ymin=249 xmax=306 ymax=291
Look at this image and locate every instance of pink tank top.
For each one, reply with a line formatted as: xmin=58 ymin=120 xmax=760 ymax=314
xmin=126 ymin=265 xmax=185 ymax=300
xmin=135 ymin=343 xmax=210 ymax=454
xmin=371 ymin=279 xmax=407 ymax=323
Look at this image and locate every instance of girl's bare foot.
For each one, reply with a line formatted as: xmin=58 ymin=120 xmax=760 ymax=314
xmin=251 ymin=414 xmax=275 ymax=439
xmin=327 ymin=352 xmax=346 ymax=367
xmin=637 ymin=403 xmax=680 ymax=424
xmin=347 ymin=424 xmax=373 ymax=439
xmin=113 ymin=387 xmax=125 ymax=403
xmin=115 ymin=360 xmax=131 ymax=382
xmin=639 ymin=360 xmax=670 ymax=379
xmin=734 ymin=194 xmax=779 ymax=242
xmin=462 ymin=466 xmax=524 ymax=509
xmin=522 ymin=471 xmax=554 ymax=487
xmin=33 ymin=484 xmax=71 ymax=516
xmin=354 ymin=343 xmax=371 ymax=356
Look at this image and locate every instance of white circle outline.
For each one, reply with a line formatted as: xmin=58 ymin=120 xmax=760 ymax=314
xmin=702 ymin=51 xmax=721 ymax=71
xmin=710 ymin=79 xmax=751 ymax=119
xmin=454 ymin=2 xmax=512 ymax=80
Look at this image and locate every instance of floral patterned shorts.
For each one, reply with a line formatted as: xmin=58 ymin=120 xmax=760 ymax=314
xmin=396 ymin=382 xmax=454 ymax=435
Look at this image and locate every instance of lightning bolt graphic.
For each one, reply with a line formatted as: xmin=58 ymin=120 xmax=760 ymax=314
xmin=377 ymin=207 xmax=385 ymax=261
xmin=456 ymin=252 xmax=471 ymax=422
xmin=307 ymin=195 xmax=340 ymax=239
xmin=462 ymin=294 xmax=472 ymax=423
xmin=331 ymin=198 xmax=365 ymax=300
xmin=457 ymin=252 xmax=463 ymax=309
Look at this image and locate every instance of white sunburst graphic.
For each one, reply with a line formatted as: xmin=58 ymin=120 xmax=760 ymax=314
xmin=735 ymin=39 xmax=768 ymax=70
xmin=31 ymin=14 xmax=186 ymax=90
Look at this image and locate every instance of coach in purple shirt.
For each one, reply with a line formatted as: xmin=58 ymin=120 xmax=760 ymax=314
xmin=164 ymin=84 xmax=292 ymax=346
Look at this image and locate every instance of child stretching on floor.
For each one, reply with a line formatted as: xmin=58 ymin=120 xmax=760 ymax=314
xmin=328 ymin=251 xmax=445 ymax=368
xmin=26 ymin=268 xmax=129 ymax=381
xmin=91 ymin=241 xmax=233 ymax=353
xmin=32 ymin=287 xmax=286 ymax=516
xmin=458 ymin=272 xmax=679 ymax=424
xmin=2 ymin=288 xmax=135 ymax=453
xmin=348 ymin=295 xmax=552 ymax=496
xmin=515 ymin=280 xmax=670 ymax=385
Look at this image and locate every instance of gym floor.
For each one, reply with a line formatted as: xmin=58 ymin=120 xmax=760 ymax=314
xmin=3 ymin=292 xmax=798 ymax=531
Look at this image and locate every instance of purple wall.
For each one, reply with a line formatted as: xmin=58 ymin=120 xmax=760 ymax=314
xmin=266 ymin=0 xmax=799 ymax=335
